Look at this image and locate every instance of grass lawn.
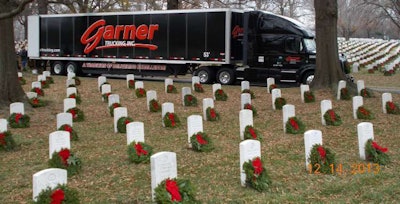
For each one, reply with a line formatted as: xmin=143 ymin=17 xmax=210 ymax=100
xmin=1 ymin=70 xmax=399 ymax=203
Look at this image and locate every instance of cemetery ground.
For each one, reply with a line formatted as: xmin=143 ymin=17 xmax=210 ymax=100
xmin=1 ymin=70 xmax=400 ymax=203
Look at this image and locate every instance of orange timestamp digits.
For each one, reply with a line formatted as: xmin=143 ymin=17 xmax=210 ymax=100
xmin=308 ymin=163 xmax=380 ymax=175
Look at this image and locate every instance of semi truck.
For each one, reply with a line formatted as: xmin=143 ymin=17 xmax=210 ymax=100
xmin=28 ymin=8 xmax=320 ymax=85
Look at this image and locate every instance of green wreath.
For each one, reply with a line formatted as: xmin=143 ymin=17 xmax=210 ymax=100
xmin=308 ymin=144 xmax=336 ymax=174
xmin=194 ymin=83 xmax=204 ymax=93
xmin=31 ymin=87 xmax=44 ymax=96
xmin=19 ymin=77 xmax=26 ymax=85
xmin=244 ymin=103 xmax=257 ymax=116
xmin=29 ymin=97 xmax=47 ymax=108
xmin=128 ymin=80 xmax=135 ymax=89
xmin=135 ymin=88 xmax=147 ymax=98
xmin=8 ymin=113 xmax=30 ymax=128
xmin=274 ymin=97 xmax=286 ymax=110
xmin=214 ymin=89 xmax=228 ymax=101
xmin=357 ymin=106 xmax=374 ymax=120
xmin=72 ymin=77 xmax=81 ymax=86
xmin=0 ymin=131 xmax=17 ymax=151
xmin=127 ymin=141 xmax=153 ymax=164
xmin=323 ymin=109 xmax=342 ymax=126
xmin=242 ymin=89 xmax=255 ymax=99
xmin=190 ymin=132 xmax=214 ymax=152
xmin=66 ymin=107 xmax=85 ymax=122
xmin=48 ymin=148 xmax=82 ymax=176
xmin=68 ymin=93 xmax=81 ymax=105
xmin=285 ymin=117 xmax=306 ymax=134
xmin=340 ymin=88 xmax=351 ymax=100
xmin=304 ymin=91 xmax=315 ymax=103
xmin=149 ymin=99 xmax=161 ymax=112
xmin=109 ymin=103 xmax=122 ymax=117
xmin=163 ymin=112 xmax=180 ymax=128
xmin=360 ymin=88 xmax=373 ymax=98
xmin=117 ymin=117 xmax=134 ymax=133
xmin=206 ymin=107 xmax=220 ymax=121
xmin=383 ymin=69 xmax=395 ymax=76
xmin=46 ymin=76 xmax=54 ymax=84
xmin=166 ymin=85 xmax=177 ymax=93
xmin=244 ymin=125 xmax=261 ymax=141
xmin=184 ymin=94 xmax=198 ymax=106
xmin=41 ymin=80 xmax=50 ymax=89
xmin=386 ymin=101 xmax=400 ymax=114
xmin=365 ymin=139 xmax=390 ymax=165
xmin=242 ymin=157 xmax=272 ymax=192
xmin=154 ymin=178 xmax=197 ymax=204
xmin=269 ymin=84 xmax=277 ymax=93
xmin=33 ymin=184 xmax=80 ymax=204
xmin=58 ymin=124 xmax=78 ymax=141
xmin=102 ymin=92 xmax=111 ymax=102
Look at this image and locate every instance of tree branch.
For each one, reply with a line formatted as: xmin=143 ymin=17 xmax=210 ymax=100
xmin=0 ymin=0 xmax=33 ymax=20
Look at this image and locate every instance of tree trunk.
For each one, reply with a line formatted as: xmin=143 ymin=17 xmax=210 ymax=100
xmin=167 ymin=0 xmax=179 ymax=9
xmin=0 ymin=16 xmax=27 ymax=110
xmin=311 ymin=0 xmax=346 ymax=91
xmin=38 ymin=0 xmax=48 ymax=14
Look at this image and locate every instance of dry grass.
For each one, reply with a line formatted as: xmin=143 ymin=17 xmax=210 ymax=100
xmin=1 ymin=69 xmax=400 ymax=203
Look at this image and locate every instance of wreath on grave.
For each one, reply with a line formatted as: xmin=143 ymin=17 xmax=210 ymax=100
xmin=190 ymin=132 xmax=214 ymax=152
xmin=368 ymin=68 xmax=374 ymax=74
xmin=33 ymin=184 xmax=80 ymax=204
xmin=41 ymin=80 xmax=50 ymax=89
xmin=269 ymin=84 xmax=277 ymax=93
xmin=304 ymin=91 xmax=315 ymax=103
xmin=149 ymin=99 xmax=161 ymax=112
xmin=66 ymin=107 xmax=85 ymax=122
xmin=357 ymin=106 xmax=374 ymax=120
xmin=31 ymin=87 xmax=44 ymax=96
xmin=194 ymin=83 xmax=204 ymax=93
xmin=102 ymin=92 xmax=111 ymax=103
xmin=0 ymin=131 xmax=17 ymax=151
xmin=46 ymin=76 xmax=54 ymax=84
xmin=323 ymin=109 xmax=342 ymax=126
xmin=99 ymin=82 xmax=109 ymax=92
xmin=274 ymin=97 xmax=287 ymax=110
xmin=206 ymin=107 xmax=220 ymax=121
xmin=184 ymin=94 xmax=198 ymax=106
xmin=308 ymin=144 xmax=336 ymax=174
xmin=29 ymin=97 xmax=47 ymax=108
xmin=128 ymin=79 xmax=135 ymax=89
xmin=48 ymin=148 xmax=82 ymax=176
xmin=242 ymin=89 xmax=255 ymax=99
xmin=244 ymin=103 xmax=257 ymax=116
xmin=127 ymin=141 xmax=153 ymax=164
xmin=166 ymin=84 xmax=177 ymax=93
xmin=383 ymin=69 xmax=395 ymax=76
xmin=72 ymin=77 xmax=81 ymax=86
xmin=109 ymin=102 xmax=122 ymax=117
xmin=117 ymin=117 xmax=134 ymax=133
xmin=386 ymin=101 xmax=400 ymax=115
xmin=163 ymin=112 xmax=180 ymax=128
xmin=340 ymin=88 xmax=351 ymax=100
xmin=244 ymin=125 xmax=261 ymax=141
xmin=58 ymin=124 xmax=78 ymax=141
xmin=68 ymin=93 xmax=81 ymax=105
xmin=242 ymin=157 xmax=271 ymax=192
xmin=18 ymin=76 xmax=26 ymax=85
xmin=8 ymin=113 xmax=30 ymax=128
xmin=285 ymin=117 xmax=306 ymax=134
xmin=360 ymin=88 xmax=373 ymax=98
xmin=214 ymin=89 xmax=228 ymax=101
xmin=135 ymin=88 xmax=147 ymax=98
xmin=365 ymin=139 xmax=390 ymax=165
xmin=154 ymin=178 xmax=197 ymax=204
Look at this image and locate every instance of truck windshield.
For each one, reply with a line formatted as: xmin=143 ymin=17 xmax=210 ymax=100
xmin=303 ymin=38 xmax=316 ymax=53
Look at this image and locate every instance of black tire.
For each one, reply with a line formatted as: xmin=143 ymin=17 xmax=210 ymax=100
xmin=65 ymin=62 xmax=80 ymax=75
xmin=216 ymin=68 xmax=235 ymax=85
xmin=195 ymin=67 xmax=215 ymax=84
xmin=51 ymin=61 xmax=65 ymax=75
xmin=301 ymin=71 xmax=314 ymax=85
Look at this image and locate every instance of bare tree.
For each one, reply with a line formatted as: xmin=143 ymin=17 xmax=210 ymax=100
xmin=363 ymin=0 xmax=400 ymax=30
xmin=48 ymin=0 xmax=118 ymax=13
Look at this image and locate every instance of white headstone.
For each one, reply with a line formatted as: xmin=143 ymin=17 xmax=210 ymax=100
xmin=114 ymin=107 xmax=128 ymax=133
xmin=267 ymin=78 xmax=275 ymax=94
xmin=97 ymin=76 xmax=107 ymax=90
xmin=352 ymin=96 xmax=364 ymax=119
xmin=146 ymin=90 xmax=157 ymax=111
xmin=357 ymin=122 xmax=374 ymax=160
xmin=304 ymin=130 xmax=323 ymax=170
xmin=202 ymin=98 xmax=214 ymax=121
xmin=241 ymin=93 xmax=252 ymax=109
xmin=43 ymin=71 xmax=51 ymax=78
xmin=10 ymin=102 xmax=24 ymax=115
xmin=26 ymin=92 xmax=38 ymax=99
xmin=182 ymin=87 xmax=192 ymax=106
xmin=32 ymin=168 xmax=67 ymax=201
xmin=32 ymin=81 xmax=41 ymax=89
xmin=320 ymin=100 xmax=333 ymax=125
xmin=239 ymin=109 xmax=253 ymax=140
xmin=151 ymin=152 xmax=177 ymax=201
xmin=101 ymin=84 xmax=111 ymax=95
xmin=126 ymin=122 xmax=145 ymax=144
xmin=212 ymin=84 xmax=222 ymax=100
xmin=352 ymin=62 xmax=359 ymax=73
xmin=337 ymin=80 xmax=346 ymax=100
xmin=66 ymin=79 xmax=75 ymax=87
xmin=66 ymin=87 xmax=77 ymax=97
xmin=192 ymin=76 xmax=200 ymax=90
xmin=0 ymin=119 xmax=8 ymax=132
xmin=108 ymin=94 xmax=120 ymax=107
xmin=49 ymin=131 xmax=70 ymax=159
xmin=161 ymin=103 xmax=174 ymax=127
xmin=135 ymin=81 xmax=144 ymax=89
xmin=300 ymin=84 xmax=310 ymax=103
xmin=56 ymin=113 xmax=73 ymax=129
xmin=357 ymin=80 xmax=365 ymax=95
xmin=382 ymin=93 xmax=392 ymax=114
xmin=38 ymin=75 xmax=46 ymax=82
xmin=239 ymin=140 xmax=261 ymax=186
xmin=187 ymin=115 xmax=203 ymax=144
xmin=18 ymin=72 xmax=23 ymax=78
xmin=68 ymin=72 xmax=76 ymax=80
xmin=126 ymin=74 xmax=135 ymax=88
xmin=165 ymin=78 xmax=173 ymax=93
xmin=282 ymin=104 xmax=295 ymax=133
xmin=271 ymin=89 xmax=282 ymax=110
xmin=63 ymin=98 xmax=76 ymax=113
xmin=241 ymin=81 xmax=250 ymax=91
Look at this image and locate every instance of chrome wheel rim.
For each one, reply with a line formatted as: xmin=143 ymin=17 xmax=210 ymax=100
xmin=198 ymin=70 xmax=209 ymax=83
xmin=219 ymin=71 xmax=230 ymax=84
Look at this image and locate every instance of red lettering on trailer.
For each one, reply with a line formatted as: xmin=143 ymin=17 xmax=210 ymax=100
xmin=232 ymin=25 xmax=244 ymax=39
xmin=80 ymin=19 xmax=159 ymax=54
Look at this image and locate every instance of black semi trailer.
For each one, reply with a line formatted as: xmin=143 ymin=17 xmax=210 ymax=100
xmin=28 ymin=8 xmax=318 ymax=85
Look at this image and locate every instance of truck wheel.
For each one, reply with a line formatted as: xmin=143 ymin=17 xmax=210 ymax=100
xmin=302 ymin=72 xmax=314 ymax=85
xmin=217 ymin=68 xmax=235 ymax=85
xmin=51 ymin=61 xmax=65 ymax=75
xmin=65 ymin=62 xmax=79 ymax=75
xmin=196 ymin=67 xmax=215 ymax=84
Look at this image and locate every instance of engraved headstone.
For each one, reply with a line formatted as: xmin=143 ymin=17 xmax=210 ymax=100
xmin=239 ymin=109 xmax=253 ymax=140
xmin=304 ymin=130 xmax=323 ymax=170
xmin=63 ymin=98 xmax=76 ymax=113
xmin=202 ymin=98 xmax=214 ymax=121
xmin=267 ymin=77 xmax=275 ymax=94
xmin=49 ymin=131 xmax=70 ymax=158
xmin=271 ymin=89 xmax=282 ymax=110
xmin=300 ymin=84 xmax=310 ymax=103
xmin=357 ymin=80 xmax=365 ymax=95
xmin=56 ymin=113 xmax=73 ymax=129
xmin=192 ymin=76 xmax=200 ymax=90
xmin=320 ymin=100 xmax=333 ymax=125
xmin=357 ymin=122 xmax=374 ymax=160
xmin=337 ymin=80 xmax=346 ymax=100
xmin=26 ymin=92 xmax=38 ymax=99
xmin=126 ymin=122 xmax=145 ymax=144
xmin=32 ymin=168 xmax=67 ymax=201
xmin=241 ymin=81 xmax=250 ymax=91
xmin=241 ymin=93 xmax=251 ymax=109
xmin=182 ymin=87 xmax=192 ymax=106
xmin=239 ymin=140 xmax=261 ymax=186
xmin=97 ymin=76 xmax=107 ymax=91
xmin=0 ymin=119 xmax=8 ymax=132
xmin=212 ymin=84 xmax=222 ymax=100
xmin=32 ymin=81 xmax=41 ymax=89
xmin=165 ymin=78 xmax=173 ymax=93
xmin=187 ymin=115 xmax=203 ymax=144
xmin=10 ymin=102 xmax=24 ymax=115
xmin=352 ymin=96 xmax=363 ymax=119
xmin=114 ymin=107 xmax=128 ymax=133
xmin=66 ymin=87 xmax=77 ymax=97
xmin=161 ymin=103 xmax=174 ymax=127
xmin=146 ymin=90 xmax=157 ymax=111
xmin=108 ymin=94 xmax=120 ymax=107
xmin=282 ymin=104 xmax=295 ymax=133
xmin=126 ymin=74 xmax=135 ymax=88
xmin=382 ymin=93 xmax=392 ymax=114
xmin=151 ymin=152 xmax=177 ymax=201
